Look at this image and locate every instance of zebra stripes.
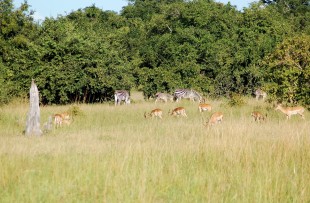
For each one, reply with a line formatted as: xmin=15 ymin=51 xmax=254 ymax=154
xmin=114 ymin=90 xmax=130 ymax=106
xmin=173 ymin=89 xmax=203 ymax=102
xmin=254 ymin=89 xmax=267 ymax=101
xmin=154 ymin=92 xmax=174 ymax=103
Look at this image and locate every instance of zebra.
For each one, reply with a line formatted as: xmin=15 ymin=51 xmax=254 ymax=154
xmin=173 ymin=89 xmax=203 ymax=103
xmin=254 ymin=89 xmax=267 ymax=101
xmin=154 ymin=92 xmax=174 ymax=103
xmin=114 ymin=90 xmax=130 ymax=106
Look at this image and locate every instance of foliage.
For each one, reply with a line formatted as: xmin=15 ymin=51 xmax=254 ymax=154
xmin=67 ymin=105 xmax=84 ymax=117
xmin=0 ymin=0 xmax=309 ymax=104
xmin=263 ymin=35 xmax=310 ymax=109
xmin=227 ymin=93 xmax=246 ymax=107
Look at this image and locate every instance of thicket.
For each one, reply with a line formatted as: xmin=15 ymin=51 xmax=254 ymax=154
xmin=0 ymin=0 xmax=309 ymax=108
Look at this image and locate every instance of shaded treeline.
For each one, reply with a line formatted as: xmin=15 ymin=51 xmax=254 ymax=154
xmin=0 ymin=0 xmax=309 ymax=107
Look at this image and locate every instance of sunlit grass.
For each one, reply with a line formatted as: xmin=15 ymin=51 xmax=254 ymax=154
xmin=0 ymin=97 xmax=309 ymax=202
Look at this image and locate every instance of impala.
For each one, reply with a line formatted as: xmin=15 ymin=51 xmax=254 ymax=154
xmin=275 ymin=104 xmax=305 ymax=120
xmin=198 ymin=103 xmax=212 ymax=113
xmin=53 ymin=112 xmax=71 ymax=128
xmin=144 ymin=108 xmax=163 ymax=119
xmin=169 ymin=107 xmax=187 ymax=117
xmin=206 ymin=112 xmax=223 ymax=126
xmin=251 ymin=111 xmax=266 ymax=122
xmin=53 ymin=114 xmax=63 ymax=128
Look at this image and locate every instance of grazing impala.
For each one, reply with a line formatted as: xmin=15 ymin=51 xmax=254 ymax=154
xmin=251 ymin=111 xmax=266 ymax=122
xmin=206 ymin=112 xmax=223 ymax=126
xmin=169 ymin=107 xmax=187 ymax=117
xmin=144 ymin=108 xmax=163 ymax=119
xmin=275 ymin=104 xmax=305 ymax=120
xmin=198 ymin=104 xmax=212 ymax=113
xmin=53 ymin=112 xmax=71 ymax=128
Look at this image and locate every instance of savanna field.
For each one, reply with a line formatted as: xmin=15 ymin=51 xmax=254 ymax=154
xmin=0 ymin=92 xmax=309 ymax=202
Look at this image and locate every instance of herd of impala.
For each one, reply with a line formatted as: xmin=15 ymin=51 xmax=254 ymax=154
xmin=52 ymin=89 xmax=306 ymax=129
xmin=144 ymin=104 xmax=224 ymax=127
xmin=143 ymin=89 xmax=306 ymax=127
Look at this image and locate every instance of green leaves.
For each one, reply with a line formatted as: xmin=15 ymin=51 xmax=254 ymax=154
xmin=263 ymin=35 xmax=310 ymax=107
xmin=0 ymin=0 xmax=309 ymax=105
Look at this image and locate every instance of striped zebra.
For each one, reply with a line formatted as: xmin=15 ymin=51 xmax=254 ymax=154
xmin=114 ymin=90 xmax=130 ymax=106
xmin=254 ymin=89 xmax=267 ymax=101
xmin=173 ymin=89 xmax=203 ymax=102
xmin=154 ymin=92 xmax=174 ymax=103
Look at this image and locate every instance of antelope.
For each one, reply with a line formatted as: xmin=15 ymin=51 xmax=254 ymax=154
xmin=53 ymin=112 xmax=71 ymax=128
xmin=251 ymin=111 xmax=266 ymax=122
xmin=144 ymin=108 xmax=163 ymax=119
xmin=275 ymin=104 xmax=305 ymax=120
xmin=254 ymin=89 xmax=267 ymax=101
xmin=169 ymin=107 xmax=187 ymax=117
xmin=206 ymin=112 xmax=223 ymax=126
xmin=53 ymin=114 xmax=63 ymax=128
xmin=198 ymin=104 xmax=212 ymax=113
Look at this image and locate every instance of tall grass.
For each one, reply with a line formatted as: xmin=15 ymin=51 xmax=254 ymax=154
xmin=0 ymin=97 xmax=309 ymax=202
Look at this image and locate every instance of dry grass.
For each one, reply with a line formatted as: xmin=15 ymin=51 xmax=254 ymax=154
xmin=0 ymin=97 xmax=309 ymax=202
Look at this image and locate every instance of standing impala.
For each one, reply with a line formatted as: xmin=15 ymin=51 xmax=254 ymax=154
xmin=251 ymin=111 xmax=266 ymax=122
xmin=144 ymin=108 xmax=163 ymax=119
xmin=169 ymin=107 xmax=187 ymax=117
xmin=198 ymin=104 xmax=212 ymax=113
xmin=53 ymin=114 xmax=63 ymax=128
xmin=206 ymin=112 xmax=223 ymax=126
xmin=53 ymin=112 xmax=71 ymax=128
xmin=275 ymin=104 xmax=305 ymax=119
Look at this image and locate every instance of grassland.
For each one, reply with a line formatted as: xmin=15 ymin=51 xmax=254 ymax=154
xmin=0 ymin=95 xmax=309 ymax=202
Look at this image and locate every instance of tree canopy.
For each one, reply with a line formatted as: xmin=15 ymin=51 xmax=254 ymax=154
xmin=0 ymin=0 xmax=309 ymax=108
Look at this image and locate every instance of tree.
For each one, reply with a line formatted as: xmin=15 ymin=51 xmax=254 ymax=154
xmin=263 ymin=35 xmax=310 ymax=108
